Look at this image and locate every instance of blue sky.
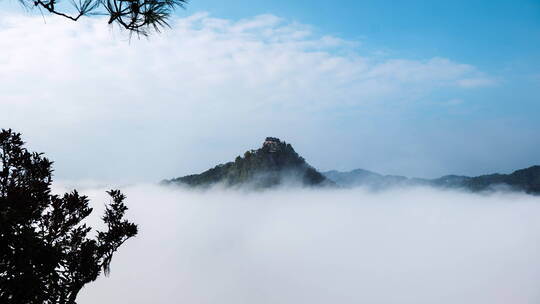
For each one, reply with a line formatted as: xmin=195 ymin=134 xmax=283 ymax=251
xmin=0 ymin=1 xmax=539 ymax=181
xmin=186 ymin=0 xmax=540 ymax=64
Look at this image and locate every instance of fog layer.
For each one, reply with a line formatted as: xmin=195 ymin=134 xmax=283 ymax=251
xmin=71 ymin=185 xmax=540 ymax=304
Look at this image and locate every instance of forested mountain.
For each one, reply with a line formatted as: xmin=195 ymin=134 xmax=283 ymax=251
xmin=164 ymin=137 xmax=332 ymax=189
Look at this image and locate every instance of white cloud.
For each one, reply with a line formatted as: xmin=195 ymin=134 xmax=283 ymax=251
xmin=0 ymin=13 xmax=498 ymax=181
xmin=68 ymin=184 xmax=540 ymax=304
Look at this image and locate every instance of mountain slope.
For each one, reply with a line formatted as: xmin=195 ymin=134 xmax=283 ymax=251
xmin=165 ymin=137 xmax=332 ymax=189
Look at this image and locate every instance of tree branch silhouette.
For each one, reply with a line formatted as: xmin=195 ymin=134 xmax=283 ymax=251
xmin=19 ymin=0 xmax=187 ymax=35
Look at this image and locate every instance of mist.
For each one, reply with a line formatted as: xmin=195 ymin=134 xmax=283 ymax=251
xmin=68 ymin=184 xmax=540 ymax=304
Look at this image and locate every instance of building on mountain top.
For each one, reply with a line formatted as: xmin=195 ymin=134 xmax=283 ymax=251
xmin=263 ymin=137 xmax=281 ymax=152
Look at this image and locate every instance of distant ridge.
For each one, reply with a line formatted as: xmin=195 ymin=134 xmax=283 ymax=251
xmin=323 ymin=166 xmax=540 ymax=194
xmin=323 ymin=169 xmax=408 ymax=189
xmin=164 ymin=137 xmax=332 ymax=189
xmin=462 ymin=165 xmax=540 ymax=193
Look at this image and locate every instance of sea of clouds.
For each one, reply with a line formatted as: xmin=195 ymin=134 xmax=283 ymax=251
xmin=51 ymin=183 xmax=540 ymax=304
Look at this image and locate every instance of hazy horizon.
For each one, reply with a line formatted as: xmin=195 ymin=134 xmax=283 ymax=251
xmin=1 ymin=2 xmax=538 ymax=303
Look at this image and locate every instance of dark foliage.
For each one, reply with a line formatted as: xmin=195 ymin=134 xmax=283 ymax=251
xmin=17 ymin=0 xmax=187 ymax=36
xmin=165 ymin=137 xmax=331 ymax=189
xmin=0 ymin=129 xmax=138 ymax=304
